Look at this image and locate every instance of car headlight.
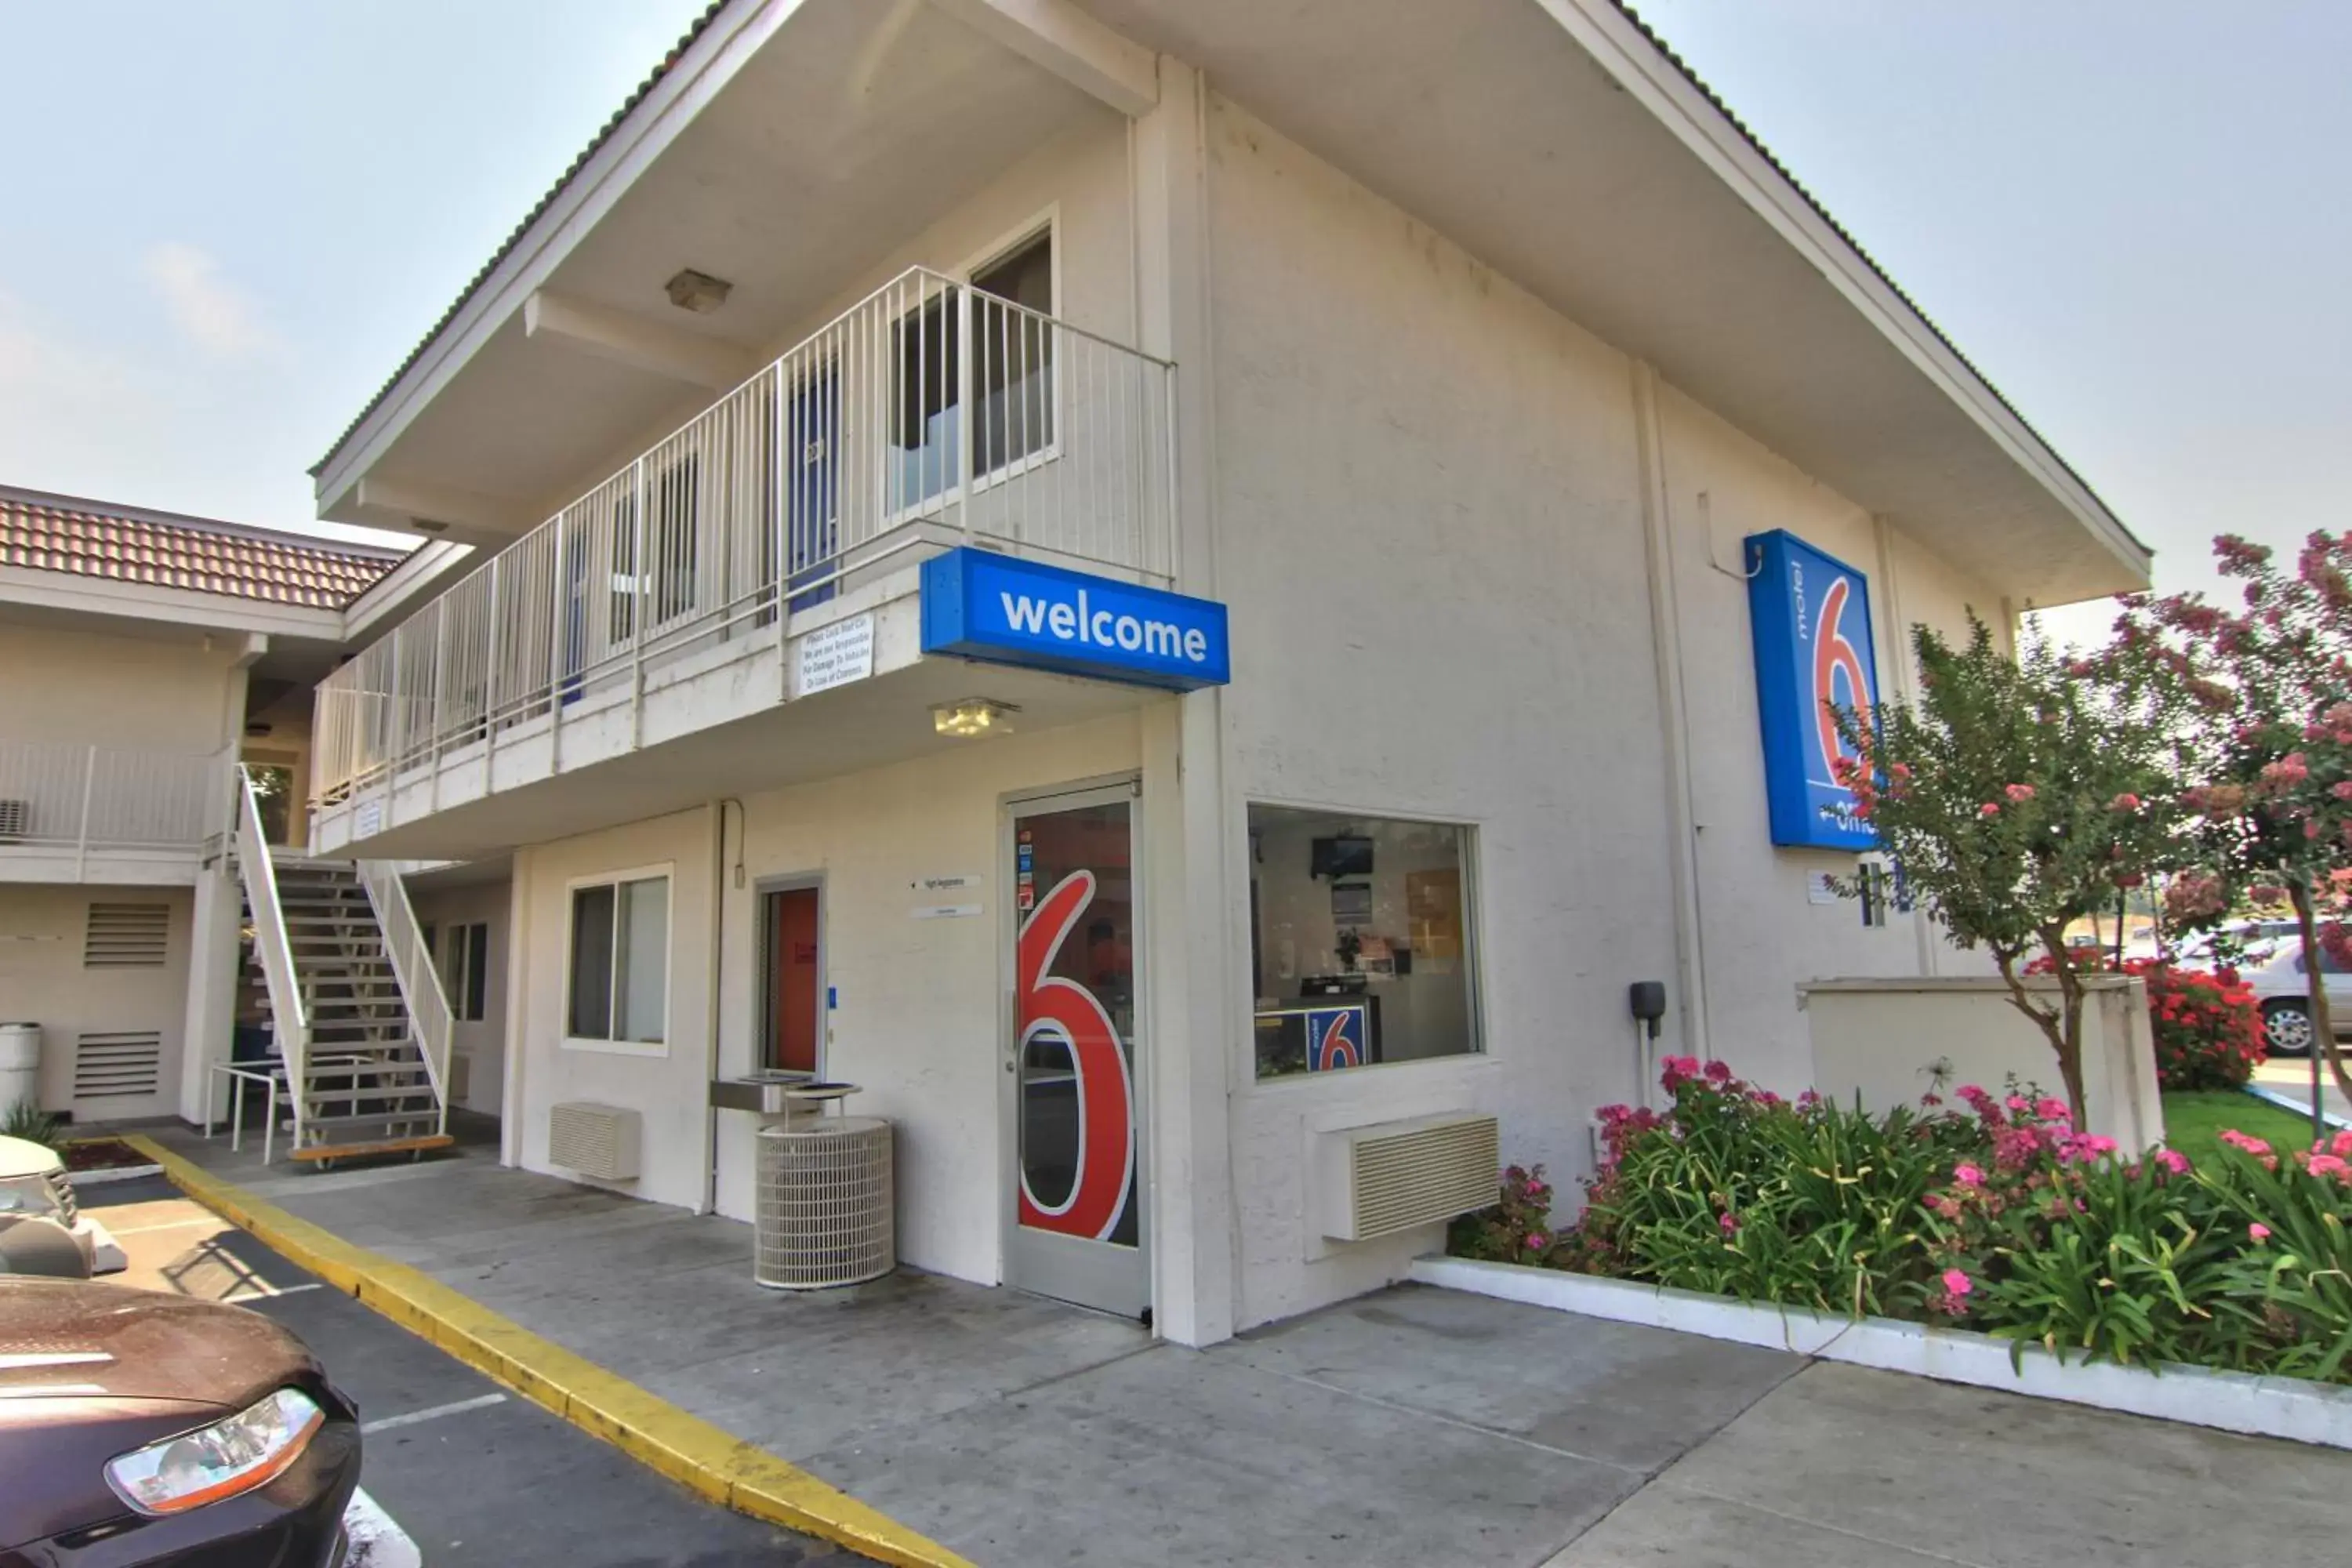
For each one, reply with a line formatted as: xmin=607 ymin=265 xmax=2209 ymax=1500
xmin=105 ymin=1387 xmax=325 ymax=1515
xmin=0 ymin=1174 xmax=64 ymax=1218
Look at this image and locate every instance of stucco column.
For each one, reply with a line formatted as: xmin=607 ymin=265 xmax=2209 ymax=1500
xmin=176 ymin=859 xmax=241 ymax=1126
xmin=1133 ymin=56 xmax=1239 ymax=1347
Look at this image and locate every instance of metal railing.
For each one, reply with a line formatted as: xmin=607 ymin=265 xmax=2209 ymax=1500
xmin=311 ymin=266 xmax=1177 ymax=808
xmin=0 ymin=739 xmax=232 ymax=873
xmin=235 ymin=767 xmax=308 ymax=1151
xmin=356 ymin=859 xmax=453 ymax=1137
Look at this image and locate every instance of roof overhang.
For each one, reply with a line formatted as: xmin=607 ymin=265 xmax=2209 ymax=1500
xmin=314 ymin=0 xmax=2148 ymax=607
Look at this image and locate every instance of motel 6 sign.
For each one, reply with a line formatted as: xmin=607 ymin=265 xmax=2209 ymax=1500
xmin=1744 ymin=530 xmax=1881 ymax=851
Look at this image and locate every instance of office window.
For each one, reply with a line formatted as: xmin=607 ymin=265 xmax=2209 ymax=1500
xmin=889 ymin=229 xmax=1054 ymax=505
xmin=568 ymin=875 xmax=669 ymax=1046
xmin=1247 ymin=807 xmax=1479 ymax=1080
xmin=441 ymin=921 xmax=490 ymax=1023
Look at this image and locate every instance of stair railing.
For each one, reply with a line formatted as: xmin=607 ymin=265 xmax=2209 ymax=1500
xmin=356 ymin=860 xmax=454 ymax=1136
xmin=235 ymin=766 xmax=308 ymax=1151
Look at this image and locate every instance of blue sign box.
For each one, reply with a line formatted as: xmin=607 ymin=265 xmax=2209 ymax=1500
xmin=1305 ymin=1004 xmax=1368 ymax=1073
xmin=1744 ymin=530 xmax=1881 ymax=851
xmin=920 ymin=548 xmax=1231 ymax=691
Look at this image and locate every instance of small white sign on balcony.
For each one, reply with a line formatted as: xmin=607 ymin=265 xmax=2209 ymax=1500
xmin=798 ymin=613 xmax=875 ymax=697
xmin=354 ymin=800 xmax=383 ymax=838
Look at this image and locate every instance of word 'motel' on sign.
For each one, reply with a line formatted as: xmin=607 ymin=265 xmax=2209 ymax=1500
xmin=920 ymin=548 xmax=1232 ymax=691
xmin=1744 ymin=530 xmax=1880 ymax=851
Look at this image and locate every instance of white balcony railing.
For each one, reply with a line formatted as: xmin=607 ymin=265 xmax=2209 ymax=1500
xmin=312 ymin=266 xmax=1176 ymax=808
xmin=0 ymin=739 xmax=231 ymax=870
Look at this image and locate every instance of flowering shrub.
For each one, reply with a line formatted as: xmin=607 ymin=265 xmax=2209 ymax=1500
xmin=1490 ymin=1062 xmax=2352 ymax=1382
xmin=1446 ymin=1163 xmax=1562 ymax=1266
xmin=2028 ymin=953 xmax=2265 ymax=1090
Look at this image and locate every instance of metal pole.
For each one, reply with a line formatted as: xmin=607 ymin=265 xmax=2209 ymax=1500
xmin=631 ymin=459 xmax=648 ymax=749
xmin=74 ymin=746 xmax=96 ymax=878
xmin=956 ymin=278 xmax=975 ymax=544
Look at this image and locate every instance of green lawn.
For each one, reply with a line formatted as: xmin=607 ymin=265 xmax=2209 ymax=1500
xmin=2161 ymin=1089 xmax=2325 ymax=1166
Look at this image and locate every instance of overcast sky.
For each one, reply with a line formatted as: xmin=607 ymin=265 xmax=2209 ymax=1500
xmin=3 ymin=2 xmax=2345 ymax=647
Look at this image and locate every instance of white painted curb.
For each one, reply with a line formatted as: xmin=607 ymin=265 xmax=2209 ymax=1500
xmin=1410 ymin=1254 xmax=2352 ymax=1451
xmin=66 ymin=1163 xmax=166 ymax=1188
xmin=343 ymin=1486 xmax=423 ymax=1568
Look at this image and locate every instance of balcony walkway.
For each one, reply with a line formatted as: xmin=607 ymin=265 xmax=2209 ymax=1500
xmin=136 ymin=1123 xmax=2342 ymax=1566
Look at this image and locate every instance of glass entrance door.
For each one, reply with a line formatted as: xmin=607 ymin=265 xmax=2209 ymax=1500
xmin=1004 ymin=786 xmax=1145 ymax=1319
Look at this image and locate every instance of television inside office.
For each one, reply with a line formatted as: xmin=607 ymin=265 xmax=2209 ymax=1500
xmin=1247 ymin=806 xmax=1480 ymax=1078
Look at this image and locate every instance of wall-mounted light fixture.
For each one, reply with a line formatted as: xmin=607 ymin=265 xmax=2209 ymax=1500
xmin=932 ymin=698 xmax=1017 ymax=739
xmin=664 ymin=267 xmax=733 ymax=314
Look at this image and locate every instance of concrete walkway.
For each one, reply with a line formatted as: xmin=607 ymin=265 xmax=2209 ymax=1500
xmin=146 ymin=1126 xmax=2352 ymax=1566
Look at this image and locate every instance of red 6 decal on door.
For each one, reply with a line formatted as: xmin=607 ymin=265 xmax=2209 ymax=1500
xmin=1016 ymin=869 xmax=1135 ymax=1240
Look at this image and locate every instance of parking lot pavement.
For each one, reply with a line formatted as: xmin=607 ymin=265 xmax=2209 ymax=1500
xmin=81 ymin=1178 xmax=844 ymax=1568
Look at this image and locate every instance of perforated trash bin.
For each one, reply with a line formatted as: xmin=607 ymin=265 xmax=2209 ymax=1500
xmin=0 ymin=1024 xmax=41 ymax=1115
xmin=754 ymin=1116 xmax=894 ymax=1290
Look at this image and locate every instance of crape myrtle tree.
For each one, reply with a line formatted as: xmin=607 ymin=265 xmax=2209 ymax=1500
xmin=2103 ymin=532 xmax=2352 ymax=1105
xmin=1830 ymin=616 xmax=2186 ymax=1127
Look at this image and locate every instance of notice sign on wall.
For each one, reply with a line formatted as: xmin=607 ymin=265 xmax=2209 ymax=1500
xmin=1744 ymin=530 xmax=1881 ymax=851
xmin=797 ymin=612 xmax=875 ymax=696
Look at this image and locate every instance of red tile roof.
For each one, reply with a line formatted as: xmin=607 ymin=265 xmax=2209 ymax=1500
xmin=0 ymin=489 xmax=401 ymax=610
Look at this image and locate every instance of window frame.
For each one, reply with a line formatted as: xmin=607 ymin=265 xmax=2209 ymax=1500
xmin=1240 ymin=800 xmax=1491 ymax=1087
xmin=879 ymin=209 xmax=1063 ymax=523
xmin=441 ymin=920 xmax=491 ymax=1024
xmin=562 ymin=864 xmax=673 ymax=1057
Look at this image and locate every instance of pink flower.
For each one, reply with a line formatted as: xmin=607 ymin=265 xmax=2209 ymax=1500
xmin=1979 ymin=803 xmax=2002 ymax=818
xmin=2335 ymin=780 xmax=2352 ymax=801
xmin=2005 ymin=1094 xmax=2031 ymax=1113
xmin=1941 ymin=1268 xmax=1974 ymax=1298
xmin=1889 ymin=763 xmax=1914 ymax=781
xmin=2307 ymin=1153 xmax=2351 ymax=1179
xmin=2110 ymin=793 xmax=2142 ymax=811
xmin=2034 ymin=1097 xmax=2070 ymax=1123
xmin=2219 ymin=1129 xmax=2274 ymax=1157
xmin=1526 ymin=1232 xmax=1550 ymax=1251
xmin=2249 ymin=1223 xmax=2272 ymax=1243
xmin=2154 ymin=1149 xmax=2190 ymax=1175
xmin=1660 ymin=1055 xmax=1701 ymax=1093
xmin=1719 ymin=1211 xmax=1740 ymax=1236
xmin=1703 ymin=1058 xmax=1733 ymax=1084
xmin=2005 ymin=783 xmax=2037 ymax=803
xmin=1953 ymin=1163 xmax=1986 ymax=1188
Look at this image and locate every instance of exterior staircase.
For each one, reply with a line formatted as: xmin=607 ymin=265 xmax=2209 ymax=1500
xmin=236 ymin=770 xmax=453 ymax=1165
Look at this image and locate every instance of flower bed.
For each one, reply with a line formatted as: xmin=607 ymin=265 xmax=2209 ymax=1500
xmin=1455 ymin=1058 xmax=2352 ymax=1385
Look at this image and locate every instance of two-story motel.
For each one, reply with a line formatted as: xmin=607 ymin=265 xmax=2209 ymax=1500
xmin=288 ymin=0 xmax=2149 ymax=1345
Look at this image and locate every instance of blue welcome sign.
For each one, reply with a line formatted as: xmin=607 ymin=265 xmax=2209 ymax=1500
xmin=1744 ymin=531 xmax=1881 ymax=851
xmin=920 ymin=549 xmax=1231 ymax=691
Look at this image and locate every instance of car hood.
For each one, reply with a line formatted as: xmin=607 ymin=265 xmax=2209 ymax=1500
xmin=0 ymin=1278 xmax=318 ymax=1406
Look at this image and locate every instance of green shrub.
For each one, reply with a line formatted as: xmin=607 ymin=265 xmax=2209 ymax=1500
xmin=1510 ymin=1062 xmax=2352 ymax=1384
xmin=0 ymin=1100 xmax=63 ymax=1152
xmin=1447 ymin=1164 xmax=1562 ymax=1266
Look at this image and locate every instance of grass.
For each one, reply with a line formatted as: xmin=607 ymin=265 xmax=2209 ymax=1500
xmin=2161 ymin=1089 xmax=2326 ymax=1166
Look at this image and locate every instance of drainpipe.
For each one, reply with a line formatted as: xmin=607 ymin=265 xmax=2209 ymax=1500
xmin=1630 ymin=362 xmax=1710 ymax=1093
xmin=702 ymin=799 xmax=744 ymax=1216
xmin=1871 ymin=515 xmax=1936 ymax=978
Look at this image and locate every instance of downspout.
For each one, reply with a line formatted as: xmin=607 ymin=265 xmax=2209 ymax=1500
xmin=702 ymin=798 xmax=745 ymax=1216
xmin=1630 ymin=361 xmax=1710 ymax=1091
xmin=1871 ymin=515 xmax=1936 ymax=978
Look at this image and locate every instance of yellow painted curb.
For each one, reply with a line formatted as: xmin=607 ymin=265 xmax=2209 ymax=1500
xmin=119 ymin=1134 xmax=978 ymax=1568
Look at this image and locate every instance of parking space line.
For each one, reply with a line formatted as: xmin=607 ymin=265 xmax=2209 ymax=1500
xmin=343 ymin=1486 xmax=423 ymax=1568
xmin=224 ymin=1281 xmax=325 ymax=1301
xmin=109 ymin=1216 xmax=233 ymax=1236
xmin=361 ymin=1392 xmax=510 ymax=1434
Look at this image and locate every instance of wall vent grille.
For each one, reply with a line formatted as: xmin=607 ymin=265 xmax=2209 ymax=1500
xmin=83 ymin=902 xmax=169 ymax=967
xmin=74 ymin=1030 xmax=164 ymax=1101
xmin=1316 ymin=1112 xmax=1500 ymax=1243
xmin=549 ymin=1101 xmax=641 ymax=1181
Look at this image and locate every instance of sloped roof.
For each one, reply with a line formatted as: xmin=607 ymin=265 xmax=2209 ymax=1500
xmin=0 ymin=488 xmax=401 ymax=610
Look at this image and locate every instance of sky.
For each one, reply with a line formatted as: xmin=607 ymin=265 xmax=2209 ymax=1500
xmin=2 ymin=2 xmax=2347 ymax=644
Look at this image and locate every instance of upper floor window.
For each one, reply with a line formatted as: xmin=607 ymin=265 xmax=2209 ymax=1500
xmin=891 ymin=230 xmax=1054 ymax=506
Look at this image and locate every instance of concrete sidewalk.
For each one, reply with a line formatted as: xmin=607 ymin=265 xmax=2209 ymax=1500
xmin=144 ymin=1126 xmax=2352 ymax=1566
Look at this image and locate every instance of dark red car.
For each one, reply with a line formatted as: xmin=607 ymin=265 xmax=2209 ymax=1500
xmin=0 ymin=1278 xmax=361 ymax=1567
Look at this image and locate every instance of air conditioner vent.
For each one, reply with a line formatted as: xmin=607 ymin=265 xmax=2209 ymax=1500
xmin=549 ymin=1101 xmax=641 ymax=1181
xmin=74 ymin=1030 xmax=164 ymax=1102
xmin=84 ymin=902 xmax=170 ymax=967
xmin=0 ymin=800 xmax=28 ymax=840
xmin=1315 ymin=1111 xmax=1500 ymax=1243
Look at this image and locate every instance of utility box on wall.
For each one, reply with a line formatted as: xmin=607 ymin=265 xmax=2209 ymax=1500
xmin=1798 ymin=977 xmax=2165 ymax=1153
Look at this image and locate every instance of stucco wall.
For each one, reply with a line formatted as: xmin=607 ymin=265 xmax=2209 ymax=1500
xmin=0 ymin=622 xmax=244 ymax=755
xmin=407 ymin=878 xmax=510 ymax=1116
xmin=0 ymin=884 xmax=191 ymax=1120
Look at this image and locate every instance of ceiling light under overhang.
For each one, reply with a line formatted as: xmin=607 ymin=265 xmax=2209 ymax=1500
xmin=932 ymin=699 xmax=1017 ymax=739
xmin=664 ymin=268 xmax=733 ymax=314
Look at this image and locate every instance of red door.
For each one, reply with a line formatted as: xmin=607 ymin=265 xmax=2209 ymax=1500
xmin=769 ymin=888 xmax=821 ymax=1073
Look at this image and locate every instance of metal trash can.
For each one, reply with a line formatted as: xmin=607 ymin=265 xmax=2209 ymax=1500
xmin=753 ymin=1117 xmax=894 ymax=1290
xmin=0 ymin=1024 xmax=40 ymax=1114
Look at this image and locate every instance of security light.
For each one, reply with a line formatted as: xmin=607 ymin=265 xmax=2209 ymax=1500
xmin=932 ymin=699 xmax=1016 ymax=739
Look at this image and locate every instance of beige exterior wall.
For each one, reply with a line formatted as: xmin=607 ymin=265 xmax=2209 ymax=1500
xmin=0 ymin=883 xmax=191 ymax=1120
xmin=0 ymin=622 xmax=246 ymax=755
xmin=1196 ymin=96 xmax=2019 ymax=1327
xmin=408 ymin=878 xmax=510 ymax=1116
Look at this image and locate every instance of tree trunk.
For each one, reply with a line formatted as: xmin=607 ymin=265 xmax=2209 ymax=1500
xmin=2288 ymin=880 xmax=2352 ymax=1107
xmin=1995 ymin=942 xmax=2089 ymax=1131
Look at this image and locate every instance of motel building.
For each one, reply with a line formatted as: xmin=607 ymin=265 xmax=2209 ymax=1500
xmin=224 ymin=0 xmax=2152 ymax=1347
